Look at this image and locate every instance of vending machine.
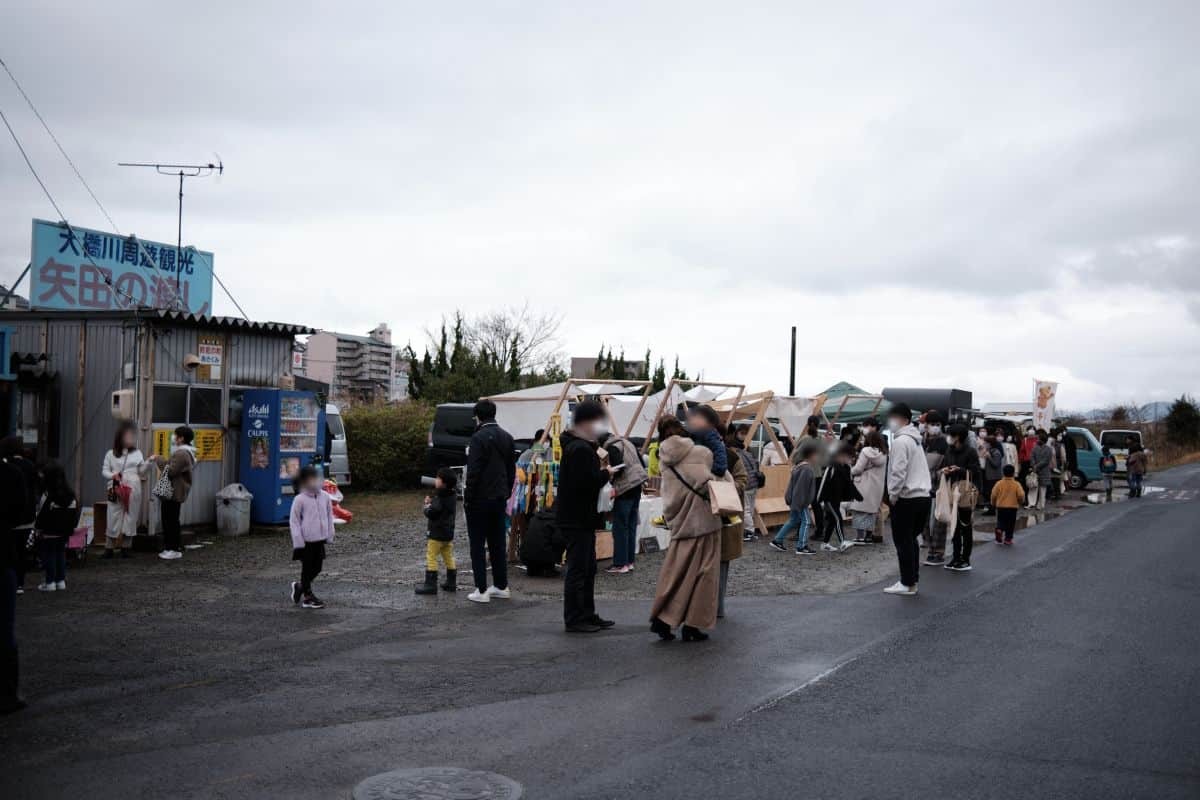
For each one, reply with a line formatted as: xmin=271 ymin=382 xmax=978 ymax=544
xmin=239 ymin=389 xmax=326 ymax=524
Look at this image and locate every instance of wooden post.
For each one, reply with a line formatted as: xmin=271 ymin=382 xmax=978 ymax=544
xmin=624 ymin=383 xmax=652 ymax=438
xmin=639 ymin=378 xmax=677 ymax=454
xmin=74 ymin=321 xmax=87 ymax=499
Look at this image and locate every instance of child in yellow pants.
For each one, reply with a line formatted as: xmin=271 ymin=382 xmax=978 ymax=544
xmin=416 ymin=468 xmax=458 ymax=594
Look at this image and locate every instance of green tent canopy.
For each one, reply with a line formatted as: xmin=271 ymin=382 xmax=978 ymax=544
xmin=816 ymin=381 xmax=890 ymax=424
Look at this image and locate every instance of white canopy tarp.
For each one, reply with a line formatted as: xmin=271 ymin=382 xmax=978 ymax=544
xmin=766 ymin=396 xmax=819 ymax=437
xmin=484 ymin=381 xmax=649 ymax=440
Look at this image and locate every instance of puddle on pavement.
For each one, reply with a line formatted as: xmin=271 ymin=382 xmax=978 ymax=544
xmin=971 ymin=508 xmax=1067 ymax=535
xmin=1083 ymin=485 xmax=1164 ymax=504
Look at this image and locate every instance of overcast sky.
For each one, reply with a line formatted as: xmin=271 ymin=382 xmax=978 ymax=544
xmin=3 ymin=1 xmax=1198 ymax=410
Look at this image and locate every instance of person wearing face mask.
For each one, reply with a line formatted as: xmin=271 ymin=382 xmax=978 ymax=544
xmin=941 ymin=424 xmax=980 ymax=572
xmin=463 ymin=400 xmax=516 ymax=604
xmin=557 ymin=400 xmax=619 ymax=633
xmin=921 ymin=412 xmax=950 ymax=567
xmin=1019 ymin=426 xmax=1039 ymax=487
xmin=980 ymin=430 xmax=1005 ymax=515
xmin=883 ymin=404 xmax=932 ymax=596
xmin=602 ymin=421 xmax=649 ymax=575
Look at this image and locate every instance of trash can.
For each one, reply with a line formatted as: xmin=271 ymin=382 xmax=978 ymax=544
xmin=215 ymin=483 xmax=254 ymax=537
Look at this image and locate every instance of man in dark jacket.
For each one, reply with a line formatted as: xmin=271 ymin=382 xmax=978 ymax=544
xmin=557 ymin=400 xmax=616 ymax=633
xmin=463 ymin=400 xmax=516 ymax=603
xmin=0 ymin=439 xmax=31 ymax=713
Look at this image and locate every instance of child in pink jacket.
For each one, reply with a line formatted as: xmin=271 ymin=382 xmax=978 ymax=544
xmin=290 ymin=465 xmax=335 ymax=609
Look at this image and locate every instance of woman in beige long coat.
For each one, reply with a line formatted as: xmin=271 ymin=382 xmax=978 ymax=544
xmin=649 ymin=418 xmax=722 ymax=642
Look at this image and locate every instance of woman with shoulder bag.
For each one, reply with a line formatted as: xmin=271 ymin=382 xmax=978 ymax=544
xmin=102 ymin=421 xmax=153 ymax=559
xmin=941 ymin=424 xmax=980 ymax=573
xmin=649 ymin=417 xmax=723 ymax=642
xmin=153 ymin=426 xmax=197 ymax=561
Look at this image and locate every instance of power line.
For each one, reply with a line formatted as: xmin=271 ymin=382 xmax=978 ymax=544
xmin=0 ymin=102 xmax=67 ymax=221
xmin=0 ymin=55 xmax=250 ymax=319
xmin=0 ymin=101 xmax=143 ymax=308
xmin=0 ymin=54 xmax=121 ymax=234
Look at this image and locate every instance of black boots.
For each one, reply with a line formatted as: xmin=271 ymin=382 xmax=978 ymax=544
xmin=414 ymin=571 xmax=438 ymax=595
xmin=440 ymin=569 xmax=457 ymax=592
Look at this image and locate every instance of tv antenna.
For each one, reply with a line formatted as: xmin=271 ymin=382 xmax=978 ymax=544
xmin=117 ymin=158 xmax=223 ymax=303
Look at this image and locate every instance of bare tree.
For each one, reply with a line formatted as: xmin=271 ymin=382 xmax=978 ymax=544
xmin=464 ymin=301 xmax=565 ymax=373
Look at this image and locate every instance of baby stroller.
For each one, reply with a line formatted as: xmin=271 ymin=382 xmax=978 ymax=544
xmin=65 ymin=520 xmax=91 ymax=562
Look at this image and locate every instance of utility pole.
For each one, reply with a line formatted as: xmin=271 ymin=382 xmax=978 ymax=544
xmin=789 ymin=326 xmax=797 ymax=396
xmin=117 ymin=159 xmax=222 ymax=302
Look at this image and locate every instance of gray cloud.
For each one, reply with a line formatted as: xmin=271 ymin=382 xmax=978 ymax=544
xmin=2 ymin=1 xmax=1199 ymax=406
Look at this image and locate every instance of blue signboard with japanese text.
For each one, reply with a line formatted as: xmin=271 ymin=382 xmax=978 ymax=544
xmin=29 ymin=219 xmax=214 ymax=313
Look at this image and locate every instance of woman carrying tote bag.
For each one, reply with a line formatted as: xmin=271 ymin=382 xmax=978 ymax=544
xmin=649 ymin=418 xmax=722 ymax=642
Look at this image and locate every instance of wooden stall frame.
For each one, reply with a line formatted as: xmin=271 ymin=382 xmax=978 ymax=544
xmin=638 ymin=379 xmax=747 ymax=454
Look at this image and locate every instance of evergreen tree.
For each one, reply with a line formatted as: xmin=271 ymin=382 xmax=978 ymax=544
xmin=613 ymin=347 xmax=627 ymax=379
xmin=651 ymin=358 xmax=667 ymax=392
xmin=434 ymin=322 xmax=449 ymax=377
xmin=639 ymin=348 xmax=651 ymax=381
xmin=1165 ymin=395 xmax=1200 ymax=447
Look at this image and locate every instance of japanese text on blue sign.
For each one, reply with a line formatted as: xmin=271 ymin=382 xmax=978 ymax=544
xmin=29 ymin=219 xmax=214 ymax=313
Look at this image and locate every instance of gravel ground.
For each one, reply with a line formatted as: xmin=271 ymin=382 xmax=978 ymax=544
xmin=52 ymin=488 xmax=1083 ymax=610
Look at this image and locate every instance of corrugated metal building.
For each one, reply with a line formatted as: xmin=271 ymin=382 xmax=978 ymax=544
xmin=0 ymin=309 xmax=312 ymax=529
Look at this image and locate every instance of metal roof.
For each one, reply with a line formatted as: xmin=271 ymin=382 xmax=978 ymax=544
xmin=0 ymin=308 xmax=313 ymax=336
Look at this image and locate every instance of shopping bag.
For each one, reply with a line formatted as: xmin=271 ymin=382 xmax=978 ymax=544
xmin=708 ymin=477 xmax=743 ymax=515
xmin=597 ymin=482 xmax=615 ymax=513
xmin=957 ymin=478 xmax=979 ymax=509
xmin=933 ymin=474 xmax=956 ymax=524
xmin=152 ymin=468 xmax=174 ymax=500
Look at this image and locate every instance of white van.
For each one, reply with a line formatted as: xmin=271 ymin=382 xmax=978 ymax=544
xmin=326 ymin=403 xmax=351 ymax=485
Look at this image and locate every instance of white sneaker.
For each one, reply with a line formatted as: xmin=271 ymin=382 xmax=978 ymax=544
xmin=56 ymin=581 xmax=66 ymax=590
xmin=36 ymin=583 xmax=56 ymax=592
xmin=467 ymin=589 xmax=491 ymax=604
xmin=838 ymin=541 xmax=855 ymax=552
xmin=820 ymin=542 xmax=838 ymax=552
xmin=883 ymin=581 xmax=917 ymax=596
xmin=486 ymin=585 xmax=511 ymax=599
xmin=158 ymin=550 xmax=182 ymax=560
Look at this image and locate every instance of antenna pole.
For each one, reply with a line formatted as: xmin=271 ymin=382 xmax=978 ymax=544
xmin=118 ymin=159 xmax=223 ymax=310
xmin=177 ymin=170 xmax=184 ymax=298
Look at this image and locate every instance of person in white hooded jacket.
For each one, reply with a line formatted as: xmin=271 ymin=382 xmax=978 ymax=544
xmin=154 ymin=426 xmax=197 ymax=561
xmin=883 ymin=404 xmax=932 ymax=596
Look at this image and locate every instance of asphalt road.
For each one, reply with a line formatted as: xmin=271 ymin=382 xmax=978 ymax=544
xmin=4 ymin=465 xmax=1198 ymax=799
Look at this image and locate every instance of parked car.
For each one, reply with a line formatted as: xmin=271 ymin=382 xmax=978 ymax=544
xmin=325 ymin=403 xmax=351 ymax=485
xmin=1099 ymin=429 xmax=1143 ymax=473
xmin=423 ymin=403 xmax=476 ymax=486
xmin=1065 ymin=426 xmax=1104 ymax=489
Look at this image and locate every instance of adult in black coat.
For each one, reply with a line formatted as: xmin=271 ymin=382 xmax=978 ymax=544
xmin=942 ymin=424 xmax=980 ymax=571
xmin=557 ymin=400 xmax=617 ymax=633
xmin=0 ymin=437 xmax=31 ymax=713
xmin=463 ymin=400 xmax=515 ymax=602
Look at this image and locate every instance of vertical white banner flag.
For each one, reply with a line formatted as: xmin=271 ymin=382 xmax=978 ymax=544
xmin=1032 ymin=379 xmax=1058 ymax=432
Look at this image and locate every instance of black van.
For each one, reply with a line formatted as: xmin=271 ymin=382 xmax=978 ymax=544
xmin=423 ymin=402 xmax=534 ymax=487
xmin=423 ymin=404 xmax=476 ymax=486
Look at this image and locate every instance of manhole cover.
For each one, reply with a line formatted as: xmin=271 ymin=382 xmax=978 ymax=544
xmin=353 ymin=767 xmax=523 ymax=800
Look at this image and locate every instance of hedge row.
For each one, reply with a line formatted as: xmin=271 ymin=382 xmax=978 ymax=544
xmin=341 ymin=403 xmax=435 ymax=490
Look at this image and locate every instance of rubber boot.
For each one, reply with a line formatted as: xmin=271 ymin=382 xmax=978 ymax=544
xmin=440 ymin=568 xmax=457 ymax=592
xmin=414 ymin=570 xmax=438 ymax=595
